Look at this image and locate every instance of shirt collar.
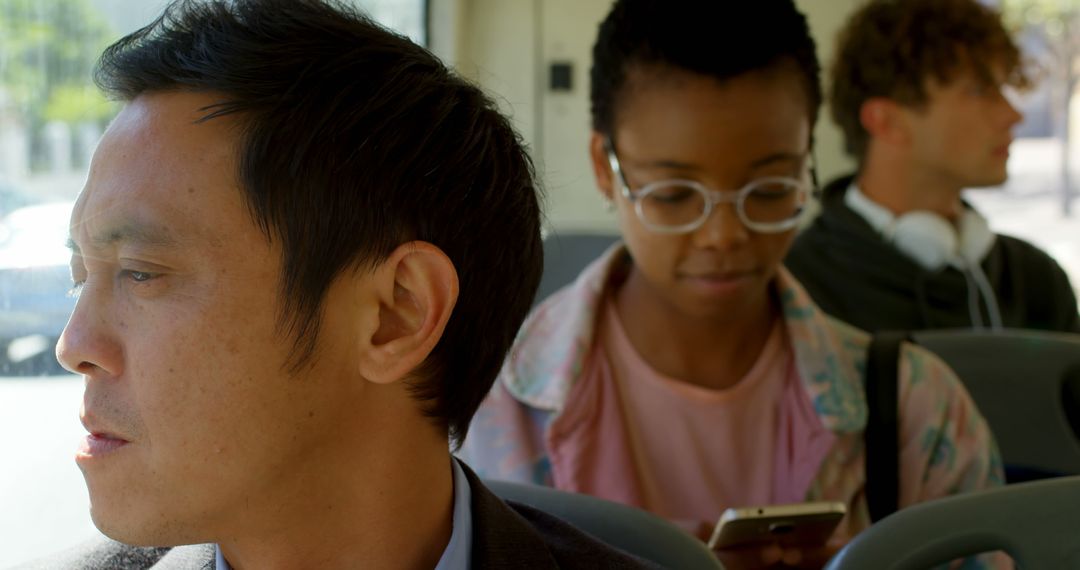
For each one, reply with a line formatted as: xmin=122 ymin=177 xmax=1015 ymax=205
xmin=436 ymin=457 xmax=474 ymax=570
xmin=214 ymin=458 xmax=473 ymax=570
xmin=214 ymin=544 xmax=229 ymax=570
xmin=844 ymin=181 xmax=896 ymax=236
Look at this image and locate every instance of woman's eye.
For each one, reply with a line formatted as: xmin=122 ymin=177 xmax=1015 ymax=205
xmin=751 ymin=185 xmax=794 ymax=200
xmin=649 ymin=187 xmax=695 ymax=203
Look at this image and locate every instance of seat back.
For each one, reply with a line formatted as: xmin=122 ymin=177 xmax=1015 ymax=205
xmin=912 ymin=328 xmax=1080 ymax=476
xmin=824 ymin=475 xmax=1080 ymax=569
xmin=485 ymin=479 xmax=723 ymax=570
xmin=534 ymin=232 xmax=619 ymax=305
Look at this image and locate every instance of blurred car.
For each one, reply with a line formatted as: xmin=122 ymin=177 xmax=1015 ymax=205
xmin=0 ymin=178 xmax=37 ymax=220
xmin=0 ymin=201 xmax=77 ymax=376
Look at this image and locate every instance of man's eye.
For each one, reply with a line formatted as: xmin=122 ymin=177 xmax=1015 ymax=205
xmin=966 ymin=83 xmax=998 ymax=98
xmin=124 ymin=270 xmax=156 ymax=283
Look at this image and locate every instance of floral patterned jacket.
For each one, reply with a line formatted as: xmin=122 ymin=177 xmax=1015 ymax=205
xmin=459 ymin=244 xmax=1005 ymax=568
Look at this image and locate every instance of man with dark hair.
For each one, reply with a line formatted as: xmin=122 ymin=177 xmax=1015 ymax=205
xmin=787 ymin=0 xmax=1080 ymax=333
xmin=23 ymin=0 xmax=657 ymax=568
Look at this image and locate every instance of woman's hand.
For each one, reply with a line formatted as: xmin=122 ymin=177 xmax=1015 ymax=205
xmin=712 ymin=541 xmax=844 ymax=569
xmin=683 ymin=518 xmax=845 ymax=569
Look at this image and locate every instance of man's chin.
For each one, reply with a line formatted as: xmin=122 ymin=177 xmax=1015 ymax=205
xmin=89 ymin=502 xmax=204 ymax=548
xmin=965 ymin=172 xmax=1008 ymax=189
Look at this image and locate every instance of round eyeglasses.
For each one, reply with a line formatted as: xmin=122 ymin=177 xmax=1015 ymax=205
xmin=606 ymin=142 xmax=814 ymax=235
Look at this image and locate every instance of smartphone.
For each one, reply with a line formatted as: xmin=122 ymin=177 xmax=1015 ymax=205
xmin=706 ymin=501 xmax=846 ymax=550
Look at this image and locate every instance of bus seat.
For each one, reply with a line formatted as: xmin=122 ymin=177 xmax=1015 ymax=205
xmin=825 ymin=475 xmax=1080 ymax=569
xmin=485 ymin=479 xmax=723 ymax=570
xmin=912 ymin=328 xmax=1080 ymax=480
xmin=535 ymin=232 xmax=619 ymax=306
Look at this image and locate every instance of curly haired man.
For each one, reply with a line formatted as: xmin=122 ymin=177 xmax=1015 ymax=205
xmin=787 ymin=0 xmax=1079 ymax=333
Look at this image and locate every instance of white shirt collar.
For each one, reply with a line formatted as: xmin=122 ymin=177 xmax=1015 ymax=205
xmin=436 ymin=458 xmax=473 ymax=570
xmin=844 ymin=181 xmax=896 ymax=236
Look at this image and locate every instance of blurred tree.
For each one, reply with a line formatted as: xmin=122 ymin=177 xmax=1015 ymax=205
xmin=0 ymin=0 xmax=116 ymax=172
xmin=1001 ymin=0 xmax=1079 ymax=216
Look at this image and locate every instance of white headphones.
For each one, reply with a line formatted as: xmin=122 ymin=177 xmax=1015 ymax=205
xmin=846 ymin=184 xmax=1003 ymax=329
xmin=886 ymin=208 xmax=995 ymax=272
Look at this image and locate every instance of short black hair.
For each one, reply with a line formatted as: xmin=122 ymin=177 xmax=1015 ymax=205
xmin=95 ymin=0 xmax=543 ymax=446
xmin=590 ymin=0 xmax=822 ymax=136
xmin=831 ymin=0 xmax=1029 ymax=162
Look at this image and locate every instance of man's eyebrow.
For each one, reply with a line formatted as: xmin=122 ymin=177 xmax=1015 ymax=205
xmin=67 ymin=223 xmax=181 ymax=254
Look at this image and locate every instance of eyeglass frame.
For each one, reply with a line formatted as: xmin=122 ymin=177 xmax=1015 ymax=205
xmin=604 ymin=137 xmax=819 ymax=235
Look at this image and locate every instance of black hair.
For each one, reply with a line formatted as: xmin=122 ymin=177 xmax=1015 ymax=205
xmin=95 ymin=0 xmax=543 ymax=446
xmin=590 ymin=0 xmax=822 ymax=137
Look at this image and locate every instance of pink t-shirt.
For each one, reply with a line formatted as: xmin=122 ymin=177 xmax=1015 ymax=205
xmin=566 ymin=297 xmax=827 ymax=529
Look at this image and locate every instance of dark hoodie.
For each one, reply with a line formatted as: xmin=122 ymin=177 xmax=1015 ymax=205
xmin=785 ymin=174 xmax=1080 ymax=333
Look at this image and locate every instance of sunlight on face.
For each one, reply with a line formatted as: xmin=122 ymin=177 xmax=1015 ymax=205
xmin=57 ymin=91 xmax=362 ymax=546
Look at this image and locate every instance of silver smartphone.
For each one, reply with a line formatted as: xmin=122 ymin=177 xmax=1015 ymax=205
xmin=706 ymin=501 xmax=847 ymax=550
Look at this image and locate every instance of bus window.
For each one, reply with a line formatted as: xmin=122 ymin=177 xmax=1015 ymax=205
xmin=0 ymin=1 xmax=425 ymax=565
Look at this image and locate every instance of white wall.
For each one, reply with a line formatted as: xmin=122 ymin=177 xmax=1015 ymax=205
xmin=445 ymin=0 xmax=864 ymax=232
xmin=795 ymin=0 xmax=866 ymax=184
xmin=453 ymin=0 xmax=540 ymax=148
xmin=536 ymin=0 xmax=614 ymax=231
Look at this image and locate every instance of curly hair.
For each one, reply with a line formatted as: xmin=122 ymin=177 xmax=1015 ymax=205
xmin=589 ymin=0 xmax=821 ymax=137
xmin=831 ymin=0 xmax=1029 ymax=162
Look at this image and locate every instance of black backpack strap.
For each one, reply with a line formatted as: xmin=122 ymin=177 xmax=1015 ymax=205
xmin=864 ymin=330 xmax=910 ymax=523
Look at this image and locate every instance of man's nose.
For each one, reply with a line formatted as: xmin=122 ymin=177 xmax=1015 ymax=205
xmin=56 ymin=289 xmax=123 ymax=378
xmin=1000 ymin=91 xmax=1023 ymax=128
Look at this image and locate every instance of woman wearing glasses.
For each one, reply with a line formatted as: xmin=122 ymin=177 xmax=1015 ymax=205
xmin=461 ymin=0 xmax=1003 ymax=567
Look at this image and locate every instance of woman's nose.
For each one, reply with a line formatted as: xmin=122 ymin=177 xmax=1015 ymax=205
xmin=692 ymin=202 xmax=750 ymax=250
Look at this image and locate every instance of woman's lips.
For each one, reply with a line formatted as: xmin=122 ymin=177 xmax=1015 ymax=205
xmin=680 ymin=272 xmax=755 ymax=295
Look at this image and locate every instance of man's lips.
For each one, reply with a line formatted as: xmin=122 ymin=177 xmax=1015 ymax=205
xmin=80 ymin=416 xmax=129 ymax=441
xmin=76 ymin=433 xmax=130 ymax=458
xmin=77 ymin=414 xmax=131 ymax=459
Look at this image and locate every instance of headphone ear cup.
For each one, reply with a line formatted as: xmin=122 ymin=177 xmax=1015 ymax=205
xmin=957 ymin=208 xmax=995 ymax=265
xmin=888 ymin=211 xmax=958 ymax=271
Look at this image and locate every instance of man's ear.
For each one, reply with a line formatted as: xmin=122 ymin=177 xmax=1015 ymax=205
xmin=357 ymin=241 xmax=458 ymax=385
xmin=589 ymin=131 xmax=616 ymax=202
xmin=859 ymin=97 xmax=910 ymax=147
